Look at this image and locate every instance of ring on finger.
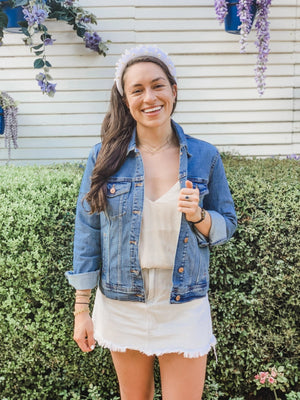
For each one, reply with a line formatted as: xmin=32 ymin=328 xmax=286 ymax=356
xmin=185 ymin=195 xmax=190 ymax=200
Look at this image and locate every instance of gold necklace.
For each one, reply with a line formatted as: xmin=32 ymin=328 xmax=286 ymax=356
xmin=138 ymin=135 xmax=172 ymax=155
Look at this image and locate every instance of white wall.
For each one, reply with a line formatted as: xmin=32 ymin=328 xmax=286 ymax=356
xmin=0 ymin=0 xmax=299 ymax=164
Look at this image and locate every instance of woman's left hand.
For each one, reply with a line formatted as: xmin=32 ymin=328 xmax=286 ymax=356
xmin=178 ymin=180 xmax=202 ymax=222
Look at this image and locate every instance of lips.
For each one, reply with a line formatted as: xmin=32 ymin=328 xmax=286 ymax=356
xmin=143 ymin=106 xmax=162 ymax=113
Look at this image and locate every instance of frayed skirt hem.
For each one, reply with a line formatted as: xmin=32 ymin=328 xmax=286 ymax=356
xmin=94 ymin=336 xmax=217 ymax=359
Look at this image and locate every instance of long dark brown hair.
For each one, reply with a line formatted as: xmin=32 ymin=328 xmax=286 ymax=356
xmin=85 ymin=55 xmax=178 ymax=214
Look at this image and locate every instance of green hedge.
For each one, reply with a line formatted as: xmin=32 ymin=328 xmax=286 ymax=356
xmin=0 ymin=157 xmax=299 ymax=400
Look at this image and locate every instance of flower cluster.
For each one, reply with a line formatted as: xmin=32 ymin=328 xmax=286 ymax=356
xmin=254 ymin=366 xmax=289 ymax=400
xmin=286 ymin=154 xmax=300 ymax=160
xmin=237 ymin=0 xmax=256 ymax=53
xmin=0 ymin=91 xmax=18 ymax=162
xmin=255 ymin=369 xmax=277 ymax=385
xmin=214 ymin=0 xmax=272 ymax=96
xmin=214 ymin=0 xmax=227 ymax=23
xmin=0 ymin=0 xmax=110 ymax=97
xmin=36 ymin=72 xmax=56 ymax=97
xmin=84 ymin=31 xmax=103 ymax=52
xmin=254 ymin=0 xmax=271 ymax=95
xmin=23 ymin=4 xmax=48 ymax=25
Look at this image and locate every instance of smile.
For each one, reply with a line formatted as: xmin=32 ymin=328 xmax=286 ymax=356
xmin=143 ymin=106 xmax=163 ymax=113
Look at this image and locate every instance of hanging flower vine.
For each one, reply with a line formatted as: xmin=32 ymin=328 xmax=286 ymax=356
xmin=0 ymin=91 xmax=18 ymax=161
xmin=0 ymin=0 xmax=110 ymax=96
xmin=214 ymin=0 xmax=272 ymax=95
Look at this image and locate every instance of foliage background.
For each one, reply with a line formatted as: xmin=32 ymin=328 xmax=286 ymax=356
xmin=0 ymin=156 xmax=299 ymax=400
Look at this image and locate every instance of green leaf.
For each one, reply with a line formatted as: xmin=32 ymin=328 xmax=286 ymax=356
xmin=0 ymin=11 xmax=8 ymax=28
xmin=45 ymin=61 xmax=52 ymax=68
xmin=34 ymin=51 xmax=44 ymax=56
xmin=33 ymin=44 xmax=43 ymax=50
xmin=76 ymin=26 xmax=85 ymax=38
xmin=39 ymin=24 xmax=48 ymax=33
xmin=34 ymin=59 xmax=45 ymax=69
xmin=14 ymin=0 xmax=28 ymax=6
xmin=21 ymin=26 xmax=29 ymax=36
xmin=17 ymin=20 xmax=28 ymax=28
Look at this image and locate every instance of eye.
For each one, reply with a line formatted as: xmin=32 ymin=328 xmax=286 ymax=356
xmin=132 ymin=88 xmax=142 ymax=94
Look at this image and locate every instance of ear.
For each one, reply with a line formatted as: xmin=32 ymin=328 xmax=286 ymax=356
xmin=172 ymin=84 xmax=177 ymax=101
xmin=123 ymin=96 xmax=129 ymax=109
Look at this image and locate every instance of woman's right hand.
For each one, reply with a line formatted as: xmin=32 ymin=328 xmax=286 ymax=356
xmin=73 ymin=311 xmax=96 ymax=353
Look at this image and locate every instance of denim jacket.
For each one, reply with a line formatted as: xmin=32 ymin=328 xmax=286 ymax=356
xmin=66 ymin=121 xmax=237 ymax=304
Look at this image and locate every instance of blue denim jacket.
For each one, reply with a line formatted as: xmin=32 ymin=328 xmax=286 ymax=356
xmin=66 ymin=121 xmax=237 ymax=304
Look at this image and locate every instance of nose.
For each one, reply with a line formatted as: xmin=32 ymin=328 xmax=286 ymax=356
xmin=144 ymin=88 xmax=156 ymax=103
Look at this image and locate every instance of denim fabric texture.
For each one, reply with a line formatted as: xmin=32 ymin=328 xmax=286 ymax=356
xmin=65 ymin=121 xmax=237 ymax=304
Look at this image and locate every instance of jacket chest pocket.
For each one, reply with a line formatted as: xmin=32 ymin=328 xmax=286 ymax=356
xmin=106 ymin=182 xmax=131 ymax=218
xmin=191 ymin=179 xmax=209 ymax=205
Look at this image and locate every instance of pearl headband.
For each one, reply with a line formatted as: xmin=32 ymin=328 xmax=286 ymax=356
xmin=114 ymin=45 xmax=177 ymax=96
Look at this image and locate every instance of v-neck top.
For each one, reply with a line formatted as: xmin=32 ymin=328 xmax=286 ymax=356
xmin=139 ymin=181 xmax=181 ymax=269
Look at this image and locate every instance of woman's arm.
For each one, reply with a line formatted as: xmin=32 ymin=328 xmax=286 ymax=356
xmin=178 ymin=153 xmax=237 ymax=246
xmin=73 ymin=289 xmax=95 ymax=352
xmin=65 ymin=145 xmax=102 ymax=290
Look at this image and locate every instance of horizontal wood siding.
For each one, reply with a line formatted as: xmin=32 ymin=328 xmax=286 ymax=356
xmin=0 ymin=0 xmax=299 ymax=164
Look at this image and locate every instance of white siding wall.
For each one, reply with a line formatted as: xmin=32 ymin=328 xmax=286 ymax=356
xmin=0 ymin=0 xmax=299 ymax=164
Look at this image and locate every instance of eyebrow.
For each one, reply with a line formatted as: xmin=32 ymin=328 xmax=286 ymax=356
xmin=129 ymin=77 xmax=167 ymax=88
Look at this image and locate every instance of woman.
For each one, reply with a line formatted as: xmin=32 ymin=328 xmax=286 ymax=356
xmin=66 ymin=45 xmax=237 ymax=400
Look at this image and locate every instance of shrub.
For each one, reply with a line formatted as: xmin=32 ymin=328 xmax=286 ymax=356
xmin=0 ymin=157 xmax=299 ymax=399
xmin=205 ymin=156 xmax=300 ymax=399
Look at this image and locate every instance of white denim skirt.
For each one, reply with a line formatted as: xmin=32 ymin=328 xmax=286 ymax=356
xmin=92 ymin=268 xmax=216 ymax=358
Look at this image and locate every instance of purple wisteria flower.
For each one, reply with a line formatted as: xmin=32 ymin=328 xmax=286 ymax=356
xmin=214 ymin=0 xmax=227 ymax=23
xmin=64 ymin=0 xmax=75 ymax=6
xmin=214 ymin=0 xmax=272 ymax=95
xmin=23 ymin=5 xmax=48 ymax=27
xmin=0 ymin=92 xmax=18 ymax=161
xmin=254 ymin=0 xmax=271 ymax=95
xmin=84 ymin=32 xmax=102 ymax=52
xmin=237 ymin=0 xmax=256 ymax=53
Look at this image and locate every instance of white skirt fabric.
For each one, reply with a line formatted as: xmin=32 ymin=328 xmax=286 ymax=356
xmin=92 ymin=268 xmax=216 ymax=358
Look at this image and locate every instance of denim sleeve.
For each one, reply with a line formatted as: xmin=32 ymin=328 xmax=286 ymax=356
xmin=194 ymin=152 xmax=237 ymax=247
xmin=65 ymin=146 xmax=101 ymax=290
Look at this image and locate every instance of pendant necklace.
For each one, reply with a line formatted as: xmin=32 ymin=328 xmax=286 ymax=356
xmin=138 ymin=135 xmax=172 ymax=155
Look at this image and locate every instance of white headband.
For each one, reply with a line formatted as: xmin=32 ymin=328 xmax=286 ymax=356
xmin=114 ymin=45 xmax=177 ymax=96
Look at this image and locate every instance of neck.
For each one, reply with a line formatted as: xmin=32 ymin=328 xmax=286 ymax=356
xmin=136 ymin=122 xmax=174 ymax=148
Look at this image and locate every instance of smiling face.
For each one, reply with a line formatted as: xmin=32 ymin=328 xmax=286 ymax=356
xmin=123 ymin=62 xmax=177 ymax=134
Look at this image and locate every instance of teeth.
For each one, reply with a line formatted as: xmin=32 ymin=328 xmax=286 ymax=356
xmin=144 ymin=106 xmax=161 ymax=113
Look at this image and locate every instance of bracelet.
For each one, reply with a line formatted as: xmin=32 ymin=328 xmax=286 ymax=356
xmin=191 ymin=208 xmax=206 ymax=224
xmin=73 ymin=308 xmax=89 ymax=316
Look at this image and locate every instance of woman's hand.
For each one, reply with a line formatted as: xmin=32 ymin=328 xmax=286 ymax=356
xmin=178 ymin=180 xmax=201 ymax=222
xmin=73 ymin=311 xmax=96 ymax=353
xmin=178 ymin=180 xmax=211 ymax=237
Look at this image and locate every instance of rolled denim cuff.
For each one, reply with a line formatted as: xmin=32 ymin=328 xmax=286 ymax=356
xmin=207 ymin=210 xmax=227 ymax=246
xmin=193 ymin=210 xmax=227 ymax=247
xmin=65 ymin=270 xmax=100 ymax=290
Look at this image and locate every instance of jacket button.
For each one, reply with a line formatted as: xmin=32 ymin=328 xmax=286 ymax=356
xmin=175 ymin=295 xmax=181 ymax=301
xmin=110 ymin=187 xmax=116 ymax=194
xmin=178 ymin=267 xmax=184 ymax=273
xmin=183 ymin=237 xmax=188 ymax=243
